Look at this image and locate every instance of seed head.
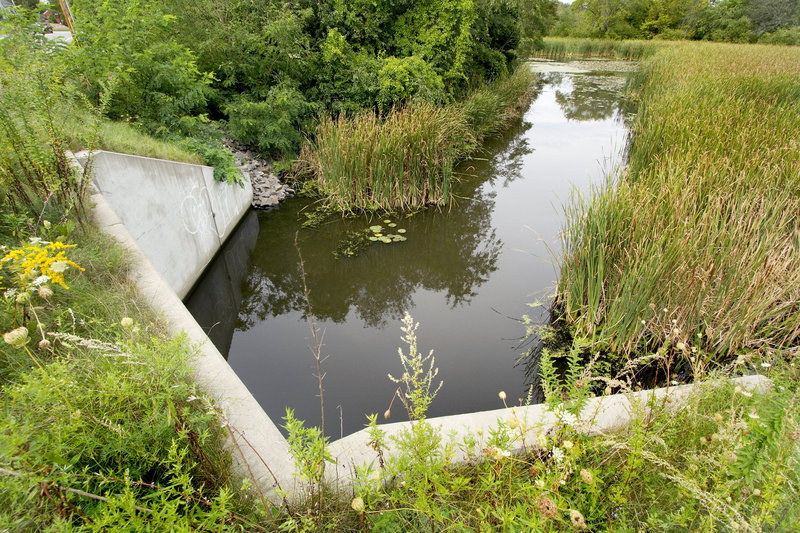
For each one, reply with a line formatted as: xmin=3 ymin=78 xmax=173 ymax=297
xmin=3 ymin=327 xmax=29 ymax=348
xmin=570 ymin=509 xmax=588 ymax=530
xmin=38 ymin=339 xmax=51 ymax=350
xmin=580 ymin=469 xmax=593 ymax=484
xmin=38 ymin=286 xmax=53 ymax=299
xmin=535 ymin=496 xmax=557 ymax=518
xmin=383 ymin=409 xmax=391 ymax=419
xmin=498 ymin=391 xmax=507 ymax=401
xmin=120 ymin=317 xmax=134 ymax=329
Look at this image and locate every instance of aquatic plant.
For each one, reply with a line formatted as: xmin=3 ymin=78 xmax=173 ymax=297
xmin=296 ymin=67 xmax=537 ymax=212
xmin=531 ymin=37 xmax=665 ymax=60
xmin=557 ymin=43 xmax=800 ymax=363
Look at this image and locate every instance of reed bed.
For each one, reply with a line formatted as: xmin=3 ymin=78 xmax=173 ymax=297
xmin=300 ymin=67 xmax=536 ymax=212
xmin=557 ymin=42 xmax=800 ymax=362
xmin=533 ymin=37 xmax=666 ymax=61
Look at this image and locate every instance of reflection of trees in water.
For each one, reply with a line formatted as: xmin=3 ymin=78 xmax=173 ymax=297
xmin=458 ymin=114 xmax=534 ymax=191
xmin=237 ymin=181 xmax=502 ymax=329
xmin=552 ymin=72 xmax=628 ymax=122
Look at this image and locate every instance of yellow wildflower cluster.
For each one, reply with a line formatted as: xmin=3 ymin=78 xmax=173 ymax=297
xmin=0 ymin=240 xmax=84 ymax=290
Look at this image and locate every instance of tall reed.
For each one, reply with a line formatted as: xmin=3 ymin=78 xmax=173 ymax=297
xmin=533 ymin=37 xmax=665 ymax=61
xmin=557 ymin=43 xmax=800 ymax=361
xmin=299 ymin=67 xmax=537 ymax=212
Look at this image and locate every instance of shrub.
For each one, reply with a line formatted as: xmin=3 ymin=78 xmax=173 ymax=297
xmin=225 ymin=82 xmax=313 ymax=158
xmin=0 ymin=22 xmax=87 ymax=227
xmin=376 ymin=56 xmax=446 ymax=112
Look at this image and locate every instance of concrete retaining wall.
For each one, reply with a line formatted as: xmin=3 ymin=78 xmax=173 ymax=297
xmin=90 ymin=151 xmax=253 ymax=299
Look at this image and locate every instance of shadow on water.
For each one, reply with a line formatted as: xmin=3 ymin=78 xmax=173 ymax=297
xmin=187 ymin=60 xmax=634 ymax=438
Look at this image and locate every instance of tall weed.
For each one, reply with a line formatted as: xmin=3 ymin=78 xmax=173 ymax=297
xmin=557 ymin=43 xmax=800 ymax=363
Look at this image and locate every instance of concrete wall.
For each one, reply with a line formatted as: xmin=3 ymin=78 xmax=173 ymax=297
xmin=90 ymin=151 xmax=253 ymax=299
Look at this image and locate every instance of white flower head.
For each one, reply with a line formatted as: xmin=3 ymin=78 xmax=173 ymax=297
xmin=551 ymin=447 xmax=565 ymax=463
xmin=50 ymin=261 xmax=68 ymax=273
xmin=351 ymin=497 xmax=365 ymax=512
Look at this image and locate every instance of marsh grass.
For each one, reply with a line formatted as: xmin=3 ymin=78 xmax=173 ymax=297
xmin=298 ymin=67 xmax=537 ymax=212
xmin=302 ymin=103 xmax=472 ymax=212
xmin=533 ymin=37 xmax=666 ymax=60
xmin=557 ymin=43 xmax=800 ymax=362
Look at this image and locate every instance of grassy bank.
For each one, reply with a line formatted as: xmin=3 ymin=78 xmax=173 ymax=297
xmin=298 ymin=66 xmax=538 ymax=212
xmin=557 ymin=42 xmax=800 ymax=363
xmin=532 ymin=37 xmax=667 ymax=60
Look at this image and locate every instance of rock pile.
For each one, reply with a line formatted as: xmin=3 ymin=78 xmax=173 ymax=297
xmin=225 ymin=139 xmax=294 ymax=210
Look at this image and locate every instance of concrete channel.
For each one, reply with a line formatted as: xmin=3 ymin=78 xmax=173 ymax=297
xmin=78 ymin=150 xmax=772 ymax=503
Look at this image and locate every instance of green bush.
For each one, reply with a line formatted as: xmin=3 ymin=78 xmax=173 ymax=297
xmin=0 ymin=22 xmax=87 ymax=227
xmin=225 ymin=82 xmax=313 ymax=158
xmin=67 ymin=0 xmax=214 ymax=133
xmin=758 ymin=25 xmax=800 ymax=45
xmin=376 ymin=56 xmax=446 ymax=112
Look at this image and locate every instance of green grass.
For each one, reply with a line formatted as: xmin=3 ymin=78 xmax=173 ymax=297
xmin=61 ymin=108 xmax=203 ymax=164
xmin=298 ymin=66 xmax=537 ymax=212
xmin=557 ymin=42 xmax=800 ymax=362
xmin=532 ymin=37 xmax=667 ymax=60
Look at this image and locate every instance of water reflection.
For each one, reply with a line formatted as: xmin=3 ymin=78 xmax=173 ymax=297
xmin=185 ymin=211 xmax=259 ymax=355
xmin=236 ymin=175 xmax=502 ymax=330
xmin=553 ymin=72 xmax=628 ymax=122
xmin=187 ymin=60 xmax=634 ymax=437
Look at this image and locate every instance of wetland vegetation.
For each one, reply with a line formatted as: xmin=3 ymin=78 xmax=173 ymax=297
xmin=0 ymin=1 xmax=798 ymax=530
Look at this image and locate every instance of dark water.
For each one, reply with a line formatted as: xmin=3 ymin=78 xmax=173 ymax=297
xmin=186 ymin=60 xmax=634 ymax=438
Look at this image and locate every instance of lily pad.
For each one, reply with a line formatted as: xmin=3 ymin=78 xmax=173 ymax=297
xmin=383 ymin=219 xmax=391 ymax=223
xmin=392 ymin=235 xmax=407 ymax=242
xmin=388 ymin=223 xmax=397 ymax=227
xmin=369 ymin=225 xmax=383 ymax=233
xmin=397 ymin=228 xmax=406 ymax=233
xmin=375 ymin=233 xmax=383 ymax=237
xmin=369 ymin=236 xmax=378 ymax=241
xmin=379 ymin=236 xmax=392 ymax=243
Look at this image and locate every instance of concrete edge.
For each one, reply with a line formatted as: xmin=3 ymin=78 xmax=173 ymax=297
xmin=85 ymin=178 xmax=297 ymax=503
xmin=326 ymin=374 xmax=771 ymax=484
xmin=89 ymin=149 xmax=215 ymax=172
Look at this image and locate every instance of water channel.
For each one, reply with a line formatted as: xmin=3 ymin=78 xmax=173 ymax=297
xmin=186 ymin=60 xmax=636 ymax=438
